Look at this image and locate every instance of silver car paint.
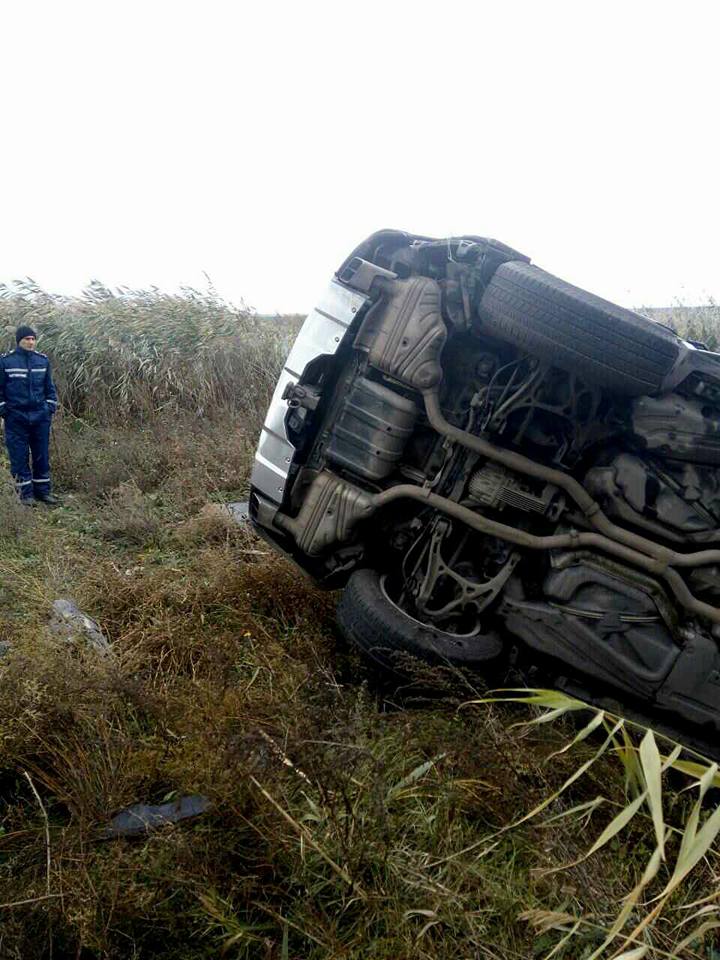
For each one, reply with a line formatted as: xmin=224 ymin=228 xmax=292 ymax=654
xmin=250 ymin=279 xmax=369 ymax=505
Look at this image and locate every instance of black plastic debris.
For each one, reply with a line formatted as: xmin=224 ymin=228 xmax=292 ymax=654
xmin=100 ymin=795 xmax=211 ymax=838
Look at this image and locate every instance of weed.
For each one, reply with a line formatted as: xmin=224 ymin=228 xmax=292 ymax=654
xmin=0 ymin=470 xmax=26 ymax=539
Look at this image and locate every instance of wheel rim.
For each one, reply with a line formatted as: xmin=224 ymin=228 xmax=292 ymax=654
xmin=379 ymin=574 xmax=482 ymax=640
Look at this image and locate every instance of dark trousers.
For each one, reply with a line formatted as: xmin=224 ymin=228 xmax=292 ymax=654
xmin=3 ymin=414 xmax=52 ymax=499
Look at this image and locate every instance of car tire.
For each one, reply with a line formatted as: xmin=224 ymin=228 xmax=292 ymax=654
xmin=477 ymin=261 xmax=681 ymax=396
xmin=336 ymin=568 xmax=504 ymax=672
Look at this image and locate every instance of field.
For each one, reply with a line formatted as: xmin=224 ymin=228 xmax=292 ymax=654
xmin=0 ymin=284 xmax=719 ymax=959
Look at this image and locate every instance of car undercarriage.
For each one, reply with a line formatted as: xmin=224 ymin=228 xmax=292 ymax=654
xmin=250 ymin=230 xmax=720 ymax=758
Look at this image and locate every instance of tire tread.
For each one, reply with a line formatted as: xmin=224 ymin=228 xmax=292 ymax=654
xmin=337 ymin=569 xmax=503 ymax=669
xmin=479 ymin=262 xmax=680 ymax=395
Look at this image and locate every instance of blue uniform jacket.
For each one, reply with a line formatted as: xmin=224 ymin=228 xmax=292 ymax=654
xmin=0 ymin=347 xmax=58 ymax=422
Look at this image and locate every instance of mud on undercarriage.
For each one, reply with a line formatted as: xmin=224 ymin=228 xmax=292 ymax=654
xmin=250 ymin=230 xmax=720 ymax=754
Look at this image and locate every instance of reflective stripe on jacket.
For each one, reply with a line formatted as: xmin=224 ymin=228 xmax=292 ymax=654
xmin=0 ymin=347 xmax=58 ymax=417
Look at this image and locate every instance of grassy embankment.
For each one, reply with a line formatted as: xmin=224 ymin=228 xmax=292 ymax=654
xmin=0 ymin=283 xmax=719 ymax=959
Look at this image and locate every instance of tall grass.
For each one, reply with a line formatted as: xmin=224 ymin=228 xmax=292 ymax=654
xmin=643 ymin=302 xmax=720 ymax=350
xmin=475 ymin=690 xmax=720 ymax=959
xmin=0 ymin=279 xmax=289 ymax=422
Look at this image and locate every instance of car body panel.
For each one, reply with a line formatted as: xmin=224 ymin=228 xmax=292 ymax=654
xmin=250 ymin=278 xmax=368 ymax=507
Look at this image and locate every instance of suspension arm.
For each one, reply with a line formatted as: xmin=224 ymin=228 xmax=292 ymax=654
xmin=372 ymin=484 xmax=720 ymax=627
xmin=423 ymin=389 xmax=720 ymax=570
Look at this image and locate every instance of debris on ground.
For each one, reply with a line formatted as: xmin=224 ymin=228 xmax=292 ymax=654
xmin=224 ymin=500 xmax=249 ymax=522
xmin=100 ymin=795 xmax=212 ymax=838
xmin=48 ymin=598 xmax=113 ymax=655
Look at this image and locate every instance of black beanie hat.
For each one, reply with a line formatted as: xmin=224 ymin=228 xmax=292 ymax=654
xmin=15 ymin=325 xmax=37 ymax=344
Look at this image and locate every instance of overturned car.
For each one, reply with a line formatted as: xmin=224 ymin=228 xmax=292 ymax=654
xmin=250 ymin=230 xmax=720 ymax=753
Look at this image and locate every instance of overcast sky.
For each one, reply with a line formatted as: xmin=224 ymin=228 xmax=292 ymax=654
xmin=1 ymin=1 xmax=718 ymax=314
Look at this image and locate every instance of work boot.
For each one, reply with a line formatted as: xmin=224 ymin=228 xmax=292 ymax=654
xmin=35 ymin=493 xmax=61 ymax=507
xmin=19 ymin=498 xmax=37 ymax=508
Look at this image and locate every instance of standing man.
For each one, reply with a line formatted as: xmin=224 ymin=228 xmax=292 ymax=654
xmin=0 ymin=325 xmax=59 ymax=505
